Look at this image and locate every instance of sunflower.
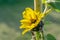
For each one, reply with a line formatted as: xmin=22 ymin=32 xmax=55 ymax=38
xmin=20 ymin=7 xmax=51 ymax=35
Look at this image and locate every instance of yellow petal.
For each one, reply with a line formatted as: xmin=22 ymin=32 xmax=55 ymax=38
xmin=29 ymin=24 xmax=35 ymax=30
xmin=31 ymin=13 xmax=36 ymax=20
xmin=22 ymin=29 xmax=30 ymax=35
xmin=34 ymin=11 xmax=40 ymax=18
xmin=20 ymin=19 xmax=31 ymax=23
xmin=22 ymin=24 xmax=35 ymax=35
xmin=25 ymin=7 xmax=33 ymax=12
xmin=20 ymin=25 xmax=31 ymax=29
xmin=26 ymin=8 xmax=37 ymax=20
xmin=23 ymin=11 xmax=31 ymax=19
xmin=40 ymin=13 xmax=44 ymax=18
xmin=20 ymin=25 xmax=25 ymax=29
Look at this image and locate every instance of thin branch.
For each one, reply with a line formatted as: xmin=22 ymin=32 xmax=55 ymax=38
xmin=34 ymin=0 xmax=42 ymax=13
xmin=44 ymin=8 xmax=52 ymax=15
xmin=43 ymin=1 xmax=48 ymax=14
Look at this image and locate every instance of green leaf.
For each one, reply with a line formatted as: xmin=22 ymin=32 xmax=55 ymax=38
xmin=48 ymin=0 xmax=60 ymax=12
xmin=46 ymin=34 xmax=56 ymax=40
xmin=36 ymin=31 xmax=40 ymax=40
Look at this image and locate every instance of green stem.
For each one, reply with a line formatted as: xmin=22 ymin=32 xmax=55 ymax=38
xmin=40 ymin=31 xmax=44 ymax=40
xmin=35 ymin=31 xmax=40 ymax=40
xmin=34 ymin=0 xmax=42 ymax=12
xmin=35 ymin=31 xmax=44 ymax=40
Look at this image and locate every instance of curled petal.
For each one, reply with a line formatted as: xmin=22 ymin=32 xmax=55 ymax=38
xmin=20 ymin=19 xmax=31 ymax=23
xmin=23 ymin=11 xmax=31 ymax=19
xmin=20 ymin=25 xmax=31 ymax=29
xmin=22 ymin=29 xmax=30 ymax=35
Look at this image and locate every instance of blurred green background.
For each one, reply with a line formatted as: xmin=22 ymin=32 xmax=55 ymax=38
xmin=0 ymin=0 xmax=60 ymax=40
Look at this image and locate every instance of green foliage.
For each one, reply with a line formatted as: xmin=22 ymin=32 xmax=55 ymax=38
xmin=42 ymin=0 xmax=60 ymax=12
xmin=48 ymin=2 xmax=60 ymax=12
xmin=46 ymin=34 xmax=56 ymax=40
xmin=45 ymin=21 xmax=51 ymax=25
xmin=36 ymin=31 xmax=40 ymax=40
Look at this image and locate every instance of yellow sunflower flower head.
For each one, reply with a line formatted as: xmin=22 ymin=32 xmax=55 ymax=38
xmin=20 ymin=7 xmax=50 ymax=35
